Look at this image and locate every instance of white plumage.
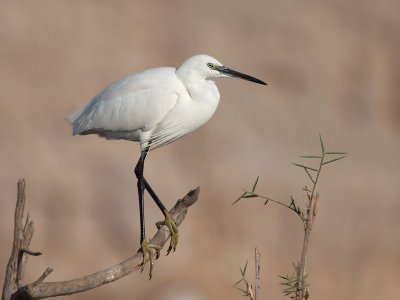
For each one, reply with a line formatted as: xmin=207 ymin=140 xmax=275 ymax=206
xmin=68 ymin=54 xmax=266 ymax=279
xmin=69 ymin=55 xmax=227 ymax=150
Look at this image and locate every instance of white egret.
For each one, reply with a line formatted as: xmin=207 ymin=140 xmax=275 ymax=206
xmin=69 ymin=54 xmax=266 ymax=278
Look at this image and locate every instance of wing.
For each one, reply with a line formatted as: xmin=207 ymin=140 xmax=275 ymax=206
xmin=69 ymin=68 xmax=179 ymax=137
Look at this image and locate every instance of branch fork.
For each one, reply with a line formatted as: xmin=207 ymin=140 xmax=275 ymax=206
xmin=2 ymin=179 xmax=200 ymax=300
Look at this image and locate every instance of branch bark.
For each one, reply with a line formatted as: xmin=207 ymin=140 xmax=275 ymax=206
xmin=2 ymin=179 xmax=200 ymax=300
xmin=2 ymin=179 xmax=35 ymax=300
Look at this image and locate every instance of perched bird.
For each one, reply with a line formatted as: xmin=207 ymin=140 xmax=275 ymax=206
xmin=69 ymin=54 xmax=266 ymax=278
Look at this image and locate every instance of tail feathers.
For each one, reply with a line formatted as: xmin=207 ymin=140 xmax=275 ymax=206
xmin=68 ymin=101 xmax=93 ymax=135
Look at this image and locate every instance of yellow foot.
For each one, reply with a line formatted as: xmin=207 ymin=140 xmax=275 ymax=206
xmin=156 ymin=210 xmax=179 ymax=255
xmin=139 ymin=239 xmax=160 ymax=279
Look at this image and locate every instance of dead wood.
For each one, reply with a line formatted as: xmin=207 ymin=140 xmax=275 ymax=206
xmin=2 ymin=179 xmax=200 ymax=300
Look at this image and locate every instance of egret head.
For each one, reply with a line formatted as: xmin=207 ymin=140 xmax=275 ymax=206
xmin=176 ymin=54 xmax=267 ymax=85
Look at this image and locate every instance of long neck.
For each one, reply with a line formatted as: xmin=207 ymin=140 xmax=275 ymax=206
xmin=175 ymin=67 xmax=206 ymax=88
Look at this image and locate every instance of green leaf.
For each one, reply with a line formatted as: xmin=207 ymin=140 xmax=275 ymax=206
xmin=325 ymin=151 xmax=347 ymax=155
xmin=322 ymin=156 xmax=346 ymax=165
xmin=235 ymin=287 xmax=248 ymax=294
xmin=290 ymin=196 xmax=296 ymax=207
xmin=280 ymin=282 xmax=290 ymax=286
xmin=251 ymin=176 xmax=259 ymax=193
xmin=319 ymin=134 xmax=325 ymax=153
xmin=292 ymin=163 xmax=318 ymax=172
xmin=284 ymin=278 xmax=298 ymax=284
xmin=304 ymin=167 xmax=315 ymax=183
xmin=243 ymin=194 xmax=259 ymax=198
xmin=243 ymin=260 xmax=248 ymax=275
xmin=232 ymin=191 xmax=247 ymax=205
xmin=233 ymin=278 xmax=244 ymax=287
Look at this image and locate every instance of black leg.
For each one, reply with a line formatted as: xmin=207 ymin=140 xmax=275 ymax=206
xmin=135 ymin=146 xmax=168 ymax=217
xmin=135 ymin=147 xmax=161 ymax=279
xmin=134 ymin=144 xmax=179 ymax=270
xmin=134 ymin=149 xmax=147 ymax=243
xmin=143 ymin=177 xmax=167 ymax=215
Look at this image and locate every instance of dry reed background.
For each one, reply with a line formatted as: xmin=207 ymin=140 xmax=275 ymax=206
xmin=1 ymin=1 xmax=399 ymax=299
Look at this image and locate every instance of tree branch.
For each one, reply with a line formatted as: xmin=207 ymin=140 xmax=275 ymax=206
xmin=2 ymin=179 xmax=36 ymax=300
xmin=3 ymin=179 xmax=200 ymax=300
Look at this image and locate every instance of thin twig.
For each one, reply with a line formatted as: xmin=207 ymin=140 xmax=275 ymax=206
xmin=254 ymin=247 xmax=260 ymax=300
xmin=31 ymin=268 xmax=54 ymax=287
xmin=19 ymin=249 xmax=42 ymax=256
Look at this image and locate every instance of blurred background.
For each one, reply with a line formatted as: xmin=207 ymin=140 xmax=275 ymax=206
xmin=1 ymin=0 xmax=399 ymax=299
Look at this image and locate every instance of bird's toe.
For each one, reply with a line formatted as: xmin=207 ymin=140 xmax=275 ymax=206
xmin=139 ymin=239 xmax=161 ymax=279
xmin=155 ymin=210 xmax=179 ymax=255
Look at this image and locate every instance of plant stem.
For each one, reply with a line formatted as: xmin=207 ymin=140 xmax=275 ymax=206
xmin=297 ymin=139 xmax=325 ymax=299
xmin=255 ymin=247 xmax=260 ymax=300
xmin=298 ymin=203 xmax=313 ymax=299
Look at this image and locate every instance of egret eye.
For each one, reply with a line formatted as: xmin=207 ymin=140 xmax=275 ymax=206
xmin=207 ymin=63 xmax=214 ymax=69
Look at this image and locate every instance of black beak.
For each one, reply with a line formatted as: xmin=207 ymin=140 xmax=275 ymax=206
xmin=217 ymin=66 xmax=267 ymax=85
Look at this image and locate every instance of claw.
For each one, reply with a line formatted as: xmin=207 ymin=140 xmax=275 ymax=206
xmin=156 ymin=210 xmax=179 ymax=255
xmin=139 ymin=239 xmax=160 ymax=279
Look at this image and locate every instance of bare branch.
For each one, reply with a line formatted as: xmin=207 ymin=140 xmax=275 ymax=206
xmin=3 ymin=180 xmax=200 ymax=300
xmin=2 ymin=179 xmax=35 ymax=300
xmin=31 ymin=268 xmax=54 ymax=287
xmin=18 ymin=249 xmax=41 ymax=257
xmin=254 ymin=247 xmax=260 ymax=300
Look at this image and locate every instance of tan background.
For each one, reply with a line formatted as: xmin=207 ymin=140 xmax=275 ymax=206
xmin=1 ymin=1 xmax=399 ymax=299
